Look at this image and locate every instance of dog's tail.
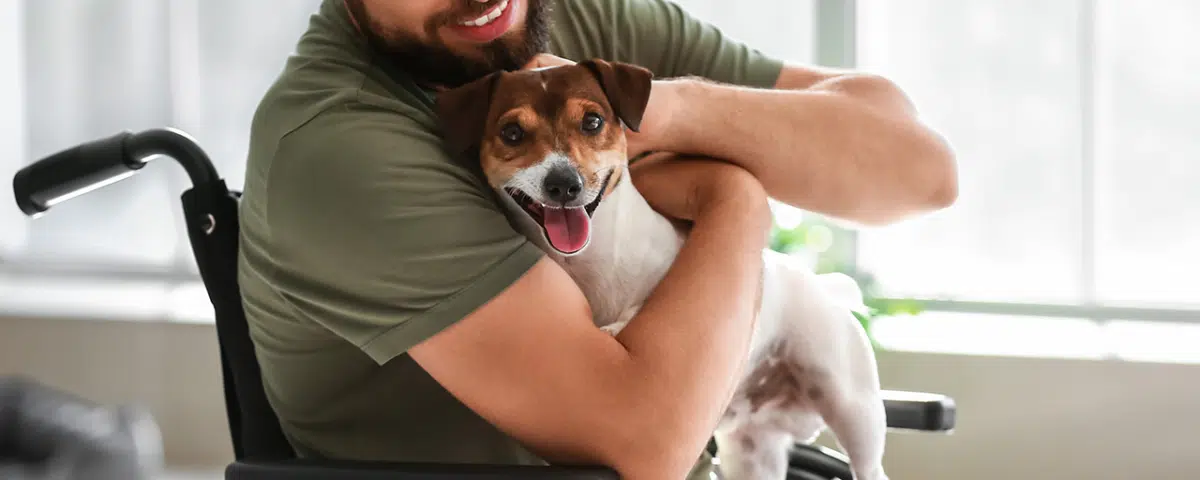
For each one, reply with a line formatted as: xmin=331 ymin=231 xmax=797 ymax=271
xmin=812 ymin=272 xmax=869 ymax=317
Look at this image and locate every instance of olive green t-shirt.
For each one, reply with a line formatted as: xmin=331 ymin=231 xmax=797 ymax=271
xmin=236 ymin=0 xmax=784 ymax=475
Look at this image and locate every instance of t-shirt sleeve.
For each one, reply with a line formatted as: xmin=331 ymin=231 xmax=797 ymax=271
xmin=551 ymin=0 xmax=784 ymax=88
xmin=263 ymin=103 xmax=544 ymax=365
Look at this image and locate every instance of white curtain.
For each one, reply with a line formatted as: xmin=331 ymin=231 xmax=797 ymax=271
xmin=2 ymin=0 xmax=322 ymax=274
xmin=0 ymin=1 xmax=26 ymax=257
xmin=0 ymin=0 xmax=320 ymax=320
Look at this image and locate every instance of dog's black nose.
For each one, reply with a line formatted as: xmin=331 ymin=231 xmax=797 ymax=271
xmin=544 ymin=165 xmax=584 ymax=204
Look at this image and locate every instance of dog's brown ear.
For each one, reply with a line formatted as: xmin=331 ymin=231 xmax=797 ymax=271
xmin=580 ymin=59 xmax=654 ymax=132
xmin=435 ymin=72 xmax=502 ymax=156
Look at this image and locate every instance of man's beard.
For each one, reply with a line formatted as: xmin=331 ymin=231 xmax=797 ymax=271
xmin=345 ymin=0 xmax=553 ymax=89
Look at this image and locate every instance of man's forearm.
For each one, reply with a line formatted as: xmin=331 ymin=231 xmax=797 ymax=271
xmin=606 ymin=188 xmax=770 ymax=479
xmin=641 ymin=76 xmax=958 ymax=226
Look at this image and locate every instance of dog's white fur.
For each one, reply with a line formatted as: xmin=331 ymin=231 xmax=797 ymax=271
xmin=494 ymin=151 xmax=890 ymax=479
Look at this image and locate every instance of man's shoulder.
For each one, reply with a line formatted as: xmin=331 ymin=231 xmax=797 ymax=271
xmin=546 ymin=0 xmax=782 ymax=87
xmin=250 ymin=0 xmax=437 ymax=145
xmin=251 ymin=58 xmax=435 ymax=153
xmin=550 ymin=0 xmax=675 ymax=24
xmin=247 ymin=71 xmax=471 ymax=226
xmin=243 ymin=53 xmax=453 ymax=210
xmin=548 ymin=0 xmax=650 ymax=58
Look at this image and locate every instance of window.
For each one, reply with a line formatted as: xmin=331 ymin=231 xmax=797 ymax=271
xmin=853 ymin=0 xmax=1200 ymax=360
xmin=0 ymin=0 xmax=322 ymax=321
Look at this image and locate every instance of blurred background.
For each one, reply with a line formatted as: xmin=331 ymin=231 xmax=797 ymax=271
xmin=2 ymin=0 xmax=1198 ymax=478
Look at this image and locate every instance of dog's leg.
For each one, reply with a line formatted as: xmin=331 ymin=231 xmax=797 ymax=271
xmin=713 ymin=424 xmax=793 ymax=480
xmin=811 ymin=373 xmax=889 ymax=480
xmin=784 ymin=267 xmax=888 ymax=480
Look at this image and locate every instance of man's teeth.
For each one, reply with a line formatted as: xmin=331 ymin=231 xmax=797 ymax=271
xmin=459 ymin=0 xmax=509 ymax=27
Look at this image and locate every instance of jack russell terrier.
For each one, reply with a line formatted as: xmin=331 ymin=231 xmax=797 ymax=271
xmin=436 ymin=59 xmax=889 ymax=480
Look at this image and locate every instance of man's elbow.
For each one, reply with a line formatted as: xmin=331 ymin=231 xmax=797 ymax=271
xmin=864 ymin=73 xmax=960 ymax=210
xmin=920 ymin=130 xmax=959 ymax=210
xmin=597 ymin=415 xmax=707 ymax=480
xmin=585 ymin=385 xmax=713 ymax=480
xmin=607 ymin=438 xmax=706 ymax=480
xmin=855 ymin=132 xmax=957 ymax=228
xmin=929 ymin=169 xmax=959 ymax=209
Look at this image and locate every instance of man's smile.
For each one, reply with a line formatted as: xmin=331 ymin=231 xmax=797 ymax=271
xmin=447 ymin=0 xmax=520 ymax=44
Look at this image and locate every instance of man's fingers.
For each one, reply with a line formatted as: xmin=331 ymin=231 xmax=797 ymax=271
xmin=522 ymin=53 xmax=575 ymax=70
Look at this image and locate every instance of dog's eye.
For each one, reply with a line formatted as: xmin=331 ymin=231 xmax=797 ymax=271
xmin=499 ymin=122 xmax=524 ymax=146
xmin=581 ymin=113 xmax=604 ymax=134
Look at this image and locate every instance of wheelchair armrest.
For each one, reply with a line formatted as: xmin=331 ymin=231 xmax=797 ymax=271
xmin=881 ymin=389 xmax=956 ymax=432
xmin=225 ymin=458 xmax=620 ymax=480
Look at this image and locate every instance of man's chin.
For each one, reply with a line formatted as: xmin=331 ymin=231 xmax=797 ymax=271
xmin=391 ymin=41 xmax=531 ymax=88
xmin=360 ymin=0 xmax=551 ymax=89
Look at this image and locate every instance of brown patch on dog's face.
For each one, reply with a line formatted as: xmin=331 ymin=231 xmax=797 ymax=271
xmin=435 ymin=59 xmax=652 ymax=255
xmin=476 ymin=66 xmax=633 ymax=194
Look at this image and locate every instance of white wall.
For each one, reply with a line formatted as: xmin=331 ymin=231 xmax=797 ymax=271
xmin=4 ymin=315 xmax=1199 ymax=479
xmin=869 ymin=351 xmax=1200 ymax=480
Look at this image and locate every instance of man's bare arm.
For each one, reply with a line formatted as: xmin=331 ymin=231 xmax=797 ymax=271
xmin=408 ymin=162 xmax=770 ymax=480
xmin=630 ymin=65 xmax=959 ymax=226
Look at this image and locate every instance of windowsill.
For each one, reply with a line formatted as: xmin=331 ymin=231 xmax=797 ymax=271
xmin=5 ymin=274 xmax=1200 ymax=365
xmin=0 ymin=273 xmax=215 ymax=324
xmin=871 ymin=311 xmax=1200 ymax=365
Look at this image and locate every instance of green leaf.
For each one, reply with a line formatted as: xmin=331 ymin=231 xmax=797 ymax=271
xmin=768 ymin=224 xmax=809 ymax=253
xmin=852 ymin=310 xmax=871 ymax=332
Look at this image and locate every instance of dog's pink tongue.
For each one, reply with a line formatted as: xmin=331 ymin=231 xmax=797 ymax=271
xmin=542 ymin=207 xmax=590 ymax=253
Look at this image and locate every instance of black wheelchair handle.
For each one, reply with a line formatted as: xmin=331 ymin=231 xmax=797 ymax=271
xmin=12 ymin=128 xmax=219 ymax=216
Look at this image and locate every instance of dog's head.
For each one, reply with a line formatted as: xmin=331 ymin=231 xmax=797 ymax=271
xmin=436 ymin=59 xmax=653 ymax=255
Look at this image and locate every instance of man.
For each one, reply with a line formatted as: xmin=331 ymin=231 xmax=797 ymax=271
xmin=236 ymin=0 xmax=957 ymax=479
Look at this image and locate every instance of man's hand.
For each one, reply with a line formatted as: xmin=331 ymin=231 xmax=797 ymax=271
xmin=628 ymin=69 xmax=959 ymax=227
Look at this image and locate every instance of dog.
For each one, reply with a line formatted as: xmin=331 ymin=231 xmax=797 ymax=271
xmin=436 ymin=59 xmax=889 ymax=480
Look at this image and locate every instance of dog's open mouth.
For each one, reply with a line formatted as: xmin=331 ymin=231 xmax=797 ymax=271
xmin=507 ymin=170 xmax=612 ymax=255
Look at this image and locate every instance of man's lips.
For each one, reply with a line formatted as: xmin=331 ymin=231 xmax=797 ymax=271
xmin=457 ymin=0 xmax=509 ymax=27
xmin=447 ymin=0 xmax=518 ymax=44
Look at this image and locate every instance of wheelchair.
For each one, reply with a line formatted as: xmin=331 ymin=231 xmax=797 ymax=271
xmin=11 ymin=128 xmax=956 ymax=479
